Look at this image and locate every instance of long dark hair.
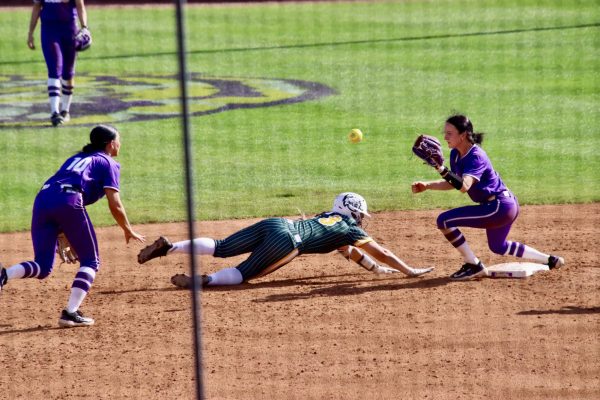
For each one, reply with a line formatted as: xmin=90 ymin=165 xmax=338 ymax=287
xmin=446 ymin=114 xmax=484 ymax=145
xmin=82 ymin=125 xmax=119 ymax=153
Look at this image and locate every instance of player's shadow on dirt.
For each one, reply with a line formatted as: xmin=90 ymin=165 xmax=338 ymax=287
xmin=95 ymin=286 xmax=183 ymax=295
xmin=0 ymin=325 xmax=65 ymax=336
xmin=250 ymin=275 xmax=451 ymax=302
xmin=517 ymin=306 xmax=600 ymax=315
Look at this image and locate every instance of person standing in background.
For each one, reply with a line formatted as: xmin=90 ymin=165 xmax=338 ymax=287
xmin=28 ymin=0 xmax=91 ymax=127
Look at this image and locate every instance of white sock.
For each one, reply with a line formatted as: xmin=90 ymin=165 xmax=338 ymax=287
xmin=455 ymin=242 xmax=480 ymax=265
xmin=66 ymin=266 xmax=96 ymax=313
xmin=48 ymin=78 xmax=61 ymax=114
xmin=6 ymin=264 xmax=26 ymax=280
xmin=520 ymin=245 xmax=549 ymax=263
xmin=207 ymin=268 xmax=243 ymax=285
xmin=171 ymin=238 xmax=215 ymax=256
xmin=66 ymin=288 xmax=87 ymax=313
xmin=60 ymin=79 xmax=73 ymax=113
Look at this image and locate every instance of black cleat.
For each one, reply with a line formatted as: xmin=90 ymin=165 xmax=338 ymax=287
xmin=0 ymin=265 xmax=7 ymax=293
xmin=50 ymin=112 xmax=64 ymax=127
xmin=548 ymin=255 xmax=565 ymax=270
xmin=450 ymin=261 xmax=487 ymax=281
xmin=137 ymin=236 xmax=173 ymax=264
xmin=58 ymin=309 xmax=94 ymax=328
xmin=170 ymin=274 xmax=211 ymax=289
xmin=60 ymin=110 xmax=70 ymax=123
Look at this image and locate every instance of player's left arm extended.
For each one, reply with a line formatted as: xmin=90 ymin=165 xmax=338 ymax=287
xmin=105 ymin=188 xmax=144 ymax=244
xmin=338 ymin=245 xmax=404 ymax=275
xmin=361 ymin=241 xmax=434 ymax=277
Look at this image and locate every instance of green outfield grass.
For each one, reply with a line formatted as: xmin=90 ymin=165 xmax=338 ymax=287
xmin=0 ymin=0 xmax=598 ymax=232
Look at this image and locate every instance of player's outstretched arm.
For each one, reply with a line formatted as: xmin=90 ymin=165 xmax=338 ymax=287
xmin=338 ymin=245 xmax=397 ymax=274
xmin=411 ymin=179 xmax=452 ymax=193
xmin=105 ymin=189 xmax=145 ymax=244
xmin=359 ymin=241 xmax=434 ymax=277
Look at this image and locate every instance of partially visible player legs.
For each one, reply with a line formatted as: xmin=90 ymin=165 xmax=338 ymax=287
xmin=171 ymin=237 xmax=215 ymax=256
xmin=137 ymin=236 xmax=216 ymax=264
xmin=48 ymin=77 xmax=63 ymax=126
xmin=487 ymin=227 xmax=565 ymax=269
xmin=59 ymin=78 xmax=74 ymax=122
xmin=169 ymin=223 xmax=299 ymax=288
xmin=222 ymin=230 xmax=297 ymax=284
xmin=57 ymin=205 xmax=100 ymax=327
xmin=1 ymin=225 xmax=56 ymax=292
xmin=3 ymin=196 xmax=98 ymax=326
xmin=437 ymin=199 xmax=519 ymax=280
xmin=2 ymin=199 xmax=61 ymax=290
xmin=440 ymin=227 xmax=480 ymax=265
xmin=41 ymin=27 xmax=64 ymax=126
xmin=58 ymin=33 xmax=77 ymax=123
xmin=439 ymin=227 xmax=486 ymax=280
xmin=0 ymin=264 xmax=7 ymax=293
xmin=58 ymin=266 xmax=96 ymax=328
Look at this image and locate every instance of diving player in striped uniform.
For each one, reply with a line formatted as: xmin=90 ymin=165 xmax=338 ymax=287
xmin=138 ymin=193 xmax=434 ymax=287
xmin=28 ymin=0 xmax=89 ymax=126
xmin=411 ymin=114 xmax=565 ymax=280
xmin=0 ymin=125 xmax=145 ymax=327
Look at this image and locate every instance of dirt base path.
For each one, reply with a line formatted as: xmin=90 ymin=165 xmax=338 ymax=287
xmin=1 ymin=203 xmax=598 ymax=399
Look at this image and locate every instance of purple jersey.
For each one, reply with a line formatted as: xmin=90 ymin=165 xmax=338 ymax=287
xmin=449 ymin=145 xmax=508 ymax=203
xmin=43 ymin=151 xmax=120 ymax=206
xmin=35 ymin=0 xmax=78 ymax=24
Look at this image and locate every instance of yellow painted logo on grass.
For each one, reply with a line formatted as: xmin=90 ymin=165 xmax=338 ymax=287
xmin=0 ymin=73 xmax=335 ymax=128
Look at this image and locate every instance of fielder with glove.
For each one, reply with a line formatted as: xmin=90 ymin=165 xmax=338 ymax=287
xmin=138 ymin=192 xmax=434 ymax=288
xmin=0 ymin=125 xmax=145 ymax=328
xmin=411 ymin=114 xmax=564 ymax=280
xmin=56 ymin=232 xmax=79 ymax=264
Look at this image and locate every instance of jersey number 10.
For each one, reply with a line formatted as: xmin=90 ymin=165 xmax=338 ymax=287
xmin=66 ymin=157 xmax=92 ymax=173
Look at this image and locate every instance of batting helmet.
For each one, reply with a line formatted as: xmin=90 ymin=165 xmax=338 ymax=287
xmin=332 ymin=192 xmax=370 ymax=225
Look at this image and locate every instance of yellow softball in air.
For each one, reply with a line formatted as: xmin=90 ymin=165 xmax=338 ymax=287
xmin=348 ymin=128 xmax=363 ymax=143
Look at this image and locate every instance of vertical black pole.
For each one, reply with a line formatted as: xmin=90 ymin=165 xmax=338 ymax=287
xmin=174 ymin=1 xmax=204 ymax=399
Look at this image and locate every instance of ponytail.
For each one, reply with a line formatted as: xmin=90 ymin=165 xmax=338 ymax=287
xmin=446 ymin=114 xmax=484 ymax=145
xmin=470 ymin=132 xmax=484 ymax=145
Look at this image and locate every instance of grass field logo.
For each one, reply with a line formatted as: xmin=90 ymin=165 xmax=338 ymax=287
xmin=0 ymin=74 xmax=335 ymax=128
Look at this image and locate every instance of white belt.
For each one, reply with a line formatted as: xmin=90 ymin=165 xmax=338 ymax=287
xmin=486 ymin=190 xmax=510 ymax=202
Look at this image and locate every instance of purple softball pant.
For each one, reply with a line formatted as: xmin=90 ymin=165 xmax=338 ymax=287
xmin=436 ymin=191 xmax=520 ymax=255
xmin=41 ymin=21 xmax=77 ymax=80
xmin=30 ymin=185 xmax=100 ymax=279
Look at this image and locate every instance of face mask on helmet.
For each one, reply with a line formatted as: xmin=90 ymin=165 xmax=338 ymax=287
xmin=332 ymin=192 xmax=370 ymax=225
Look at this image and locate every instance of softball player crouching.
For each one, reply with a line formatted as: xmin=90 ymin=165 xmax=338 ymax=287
xmin=0 ymin=125 xmax=145 ymax=327
xmin=138 ymin=192 xmax=434 ymax=287
xmin=412 ymin=114 xmax=564 ymax=280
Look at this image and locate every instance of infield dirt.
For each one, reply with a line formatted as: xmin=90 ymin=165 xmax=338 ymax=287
xmin=1 ymin=203 xmax=598 ymax=399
